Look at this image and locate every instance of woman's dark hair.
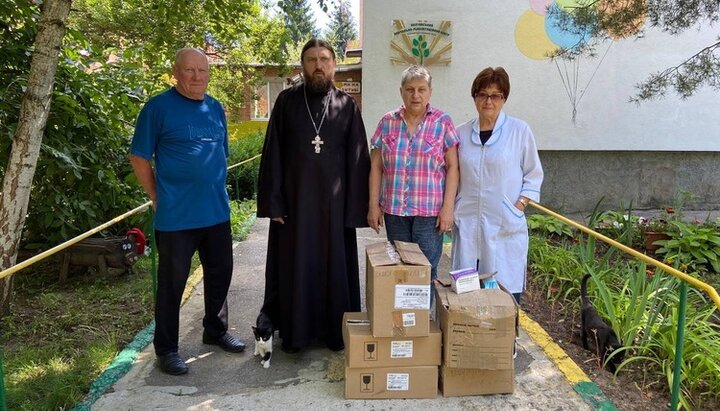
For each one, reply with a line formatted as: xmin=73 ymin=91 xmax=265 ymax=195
xmin=301 ymin=38 xmax=336 ymax=62
xmin=470 ymin=67 xmax=510 ymax=101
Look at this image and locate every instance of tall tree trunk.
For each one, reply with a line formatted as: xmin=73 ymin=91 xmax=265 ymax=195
xmin=0 ymin=0 xmax=73 ymax=317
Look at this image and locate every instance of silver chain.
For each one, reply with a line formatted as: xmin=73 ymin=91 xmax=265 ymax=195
xmin=303 ymin=83 xmax=330 ymax=137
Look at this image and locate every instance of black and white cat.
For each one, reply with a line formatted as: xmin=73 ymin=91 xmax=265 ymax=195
xmin=581 ymin=274 xmax=624 ymax=373
xmin=252 ymin=311 xmax=274 ymax=369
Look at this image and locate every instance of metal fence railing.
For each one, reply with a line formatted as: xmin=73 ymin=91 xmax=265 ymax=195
xmin=528 ymin=200 xmax=720 ymax=411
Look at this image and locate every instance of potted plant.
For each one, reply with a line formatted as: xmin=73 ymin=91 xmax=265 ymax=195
xmin=639 ymin=208 xmax=674 ymax=254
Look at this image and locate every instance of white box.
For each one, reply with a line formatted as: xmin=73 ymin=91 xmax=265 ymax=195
xmin=449 ymin=268 xmax=480 ymax=294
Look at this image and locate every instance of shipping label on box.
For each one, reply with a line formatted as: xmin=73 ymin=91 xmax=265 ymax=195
xmin=390 ymin=341 xmax=413 ymax=358
xmin=366 ymin=241 xmax=431 ymax=337
xmin=344 ymin=366 xmax=438 ymax=399
xmin=436 ymin=284 xmax=517 ymax=369
xmin=440 ymin=366 xmax=515 ymax=397
xmin=342 ymin=312 xmax=441 ymax=368
xmin=395 ymin=284 xmax=431 ymax=309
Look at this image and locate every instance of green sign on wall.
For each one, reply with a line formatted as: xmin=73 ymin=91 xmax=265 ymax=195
xmin=391 ymin=20 xmax=452 ymax=66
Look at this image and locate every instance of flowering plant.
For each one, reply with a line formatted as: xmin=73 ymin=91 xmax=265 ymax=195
xmin=639 ymin=208 xmax=675 ymax=234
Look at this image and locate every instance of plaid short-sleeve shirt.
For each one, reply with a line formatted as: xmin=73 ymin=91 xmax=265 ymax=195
xmin=371 ymin=105 xmax=459 ymax=217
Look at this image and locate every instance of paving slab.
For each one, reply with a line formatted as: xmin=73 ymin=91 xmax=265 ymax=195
xmin=91 ymin=218 xmax=605 ymax=411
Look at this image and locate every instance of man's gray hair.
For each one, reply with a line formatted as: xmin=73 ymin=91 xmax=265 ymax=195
xmin=401 ymin=65 xmax=432 ymax=88
xmin=174 ymin=48 xmax=207 ymax=65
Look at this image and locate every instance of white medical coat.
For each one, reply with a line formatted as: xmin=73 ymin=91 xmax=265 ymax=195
xmin=451 ymin=112 xmax=543 ymax=293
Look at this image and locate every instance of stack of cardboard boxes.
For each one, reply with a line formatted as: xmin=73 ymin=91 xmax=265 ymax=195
xmin=343 ymin=241 xmax=440 ymax=399
xmin=342 ymin=241 xmax=518 ymax=399
xmin=435 ymin=281 xmax=518 ymax=396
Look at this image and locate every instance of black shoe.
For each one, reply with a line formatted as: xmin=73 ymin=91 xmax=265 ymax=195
xmin=157 ymin=352 xmax=188 ymax=375
xmin=281 ymin=342 xmax=301 ymax=354
xmin=203 ymin=332 xmax=246 ymax=353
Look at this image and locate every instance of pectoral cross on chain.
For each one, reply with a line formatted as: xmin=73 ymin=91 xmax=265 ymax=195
xmin=311 ymin=135 xmax=324 ymax=154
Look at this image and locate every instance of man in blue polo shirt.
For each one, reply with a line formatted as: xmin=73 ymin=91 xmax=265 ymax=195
xmin=130 ymin=48 xmax=245 ymax=375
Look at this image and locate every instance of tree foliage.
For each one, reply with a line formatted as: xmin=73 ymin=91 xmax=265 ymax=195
xmin=1 ymin=0 xmax=156 ymax=248
xmin=550 ymin=0 xmax=720 ymax=102
xmin=70 ymin=0 xmax=257 ymax=68
xmin=1 ymin=0 xmax=289 ymax=250
xmin=207 ymin=11 xmax=293 ymax=118
xmin=278 ymin=0 xmax=319 ymax=46
xmin=325 ymin=0 xmax=357 ymax=58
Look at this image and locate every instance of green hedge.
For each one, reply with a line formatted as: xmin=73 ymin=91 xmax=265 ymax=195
xmin=227 ymin=130 xmax=264 ymax=201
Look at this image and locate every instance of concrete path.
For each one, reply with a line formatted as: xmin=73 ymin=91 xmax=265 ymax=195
xmin=91 ymin=218 xmax=609 ymax=410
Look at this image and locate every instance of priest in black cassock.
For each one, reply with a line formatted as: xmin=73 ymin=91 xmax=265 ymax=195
xmin=256 ymin=38 xmax=371 ymax=353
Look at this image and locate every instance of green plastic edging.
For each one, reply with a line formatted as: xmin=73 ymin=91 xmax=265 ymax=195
xmin=70 ymin=320 xmax=155 ymax=411
xmin=574 ymin=381 xmax=617 ymax=411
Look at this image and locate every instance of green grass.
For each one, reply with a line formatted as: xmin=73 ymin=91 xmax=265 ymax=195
xmin=228 ymin=121 xmax=267 ymax=142
xmin=1 ymin=263 xmax=155 ymax=410
xmin=0 ymin=198 xmax=257 ymax=410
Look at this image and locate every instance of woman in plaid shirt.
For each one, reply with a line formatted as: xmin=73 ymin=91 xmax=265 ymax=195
xmin=368 ymin=65 xmax=460 ymax=282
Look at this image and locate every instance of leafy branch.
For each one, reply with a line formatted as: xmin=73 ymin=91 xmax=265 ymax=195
xmin=630 ymin=39 xmax=720 ymax=102
xmin=547 ymin=0 xmax=720 ymax=102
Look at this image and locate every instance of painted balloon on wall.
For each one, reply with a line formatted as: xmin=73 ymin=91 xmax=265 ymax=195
xmin=514 ymin=0 xmax=646 ymax=121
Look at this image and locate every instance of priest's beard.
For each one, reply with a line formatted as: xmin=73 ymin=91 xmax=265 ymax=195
xmin=303 ymin=69 xmax=333 ymax=94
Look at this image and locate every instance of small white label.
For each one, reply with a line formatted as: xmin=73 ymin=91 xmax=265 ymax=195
xmin=386 ymin=373 xmax=410 ymax=390
xmin=390 ymin=341 xmax=414 ymax=358
xmin=395 ymin=284 xmax=431 ymax=309
xmin=402 ymin=312 xmax=416 ymax=327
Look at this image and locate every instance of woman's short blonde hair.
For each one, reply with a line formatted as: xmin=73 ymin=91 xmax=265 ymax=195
xmin=401 ymin=65 xmax=432 ymax=88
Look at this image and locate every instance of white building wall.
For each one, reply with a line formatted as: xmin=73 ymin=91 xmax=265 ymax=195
xmin=362 ymin=0 xmax=719 ymax=151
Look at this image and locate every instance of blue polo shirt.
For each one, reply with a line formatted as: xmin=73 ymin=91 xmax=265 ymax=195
xmin=131 ymin=88 xmax=230 ymax=231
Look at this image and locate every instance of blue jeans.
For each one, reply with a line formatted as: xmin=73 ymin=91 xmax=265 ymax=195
xmin=384 ymin=214 xmax=443 ymax=281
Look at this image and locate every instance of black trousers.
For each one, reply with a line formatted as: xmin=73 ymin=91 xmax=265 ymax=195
xmin=153 ymin=221 xmax=233 ymax=356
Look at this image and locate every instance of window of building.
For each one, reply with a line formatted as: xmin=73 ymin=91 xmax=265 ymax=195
xmin=252 ymin=79 xmax=287 ymax=120
xmin=252 ymin=83 xmax=270 ymax=120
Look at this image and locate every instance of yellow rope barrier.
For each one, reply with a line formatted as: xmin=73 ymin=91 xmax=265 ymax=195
xmin=528 ymin=200 xmax=720 ymax=310
xmin=0 ymin=202 xmax=151 ymax=281
xmin=227 ymin=154 xmax=261 ymax=171
xmin=0 ymin=155 xmax=262 ymax=282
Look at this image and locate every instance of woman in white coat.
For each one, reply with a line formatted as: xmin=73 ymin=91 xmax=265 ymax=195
xmin=451 ymin=67 xmax=543 ymax=304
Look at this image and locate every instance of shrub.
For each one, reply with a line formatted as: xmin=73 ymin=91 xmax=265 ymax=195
xmin=655 ymin=221 xmax=720 ymax=274
xmin=2 ymin=36 xmax=160 ymax=250
xmin=227 ymin=130 xmax=264 ymax=201
xmin=230 ymin=199 xmax=257 ymax=241
xmin=527 ymin=214 xmax=574 ymax=238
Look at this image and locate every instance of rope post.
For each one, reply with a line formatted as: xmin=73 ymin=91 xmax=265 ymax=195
xmin=234 ymin=172 xmax=240 ymax=202
xmin=1 ymin=348 xmax=7 ymax=411
xmin=670 ymin=281 xmax=688 ymax=410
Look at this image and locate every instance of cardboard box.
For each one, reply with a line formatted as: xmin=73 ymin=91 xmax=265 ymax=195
xmin=440 ymin=366 xmax=515 ymax=396
xmin=345 ymin=365 xmax=438 ymax=399
xmin=436 ymin=284 xmax=517 ymax=369
xmin=449 ymin=267 xmax=481 ymax=294
xmin=342 ymin=312 xmax=441 ymax=368
xmin=366 ymin=241 xmax=431 ymax=337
